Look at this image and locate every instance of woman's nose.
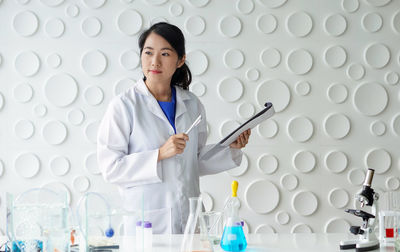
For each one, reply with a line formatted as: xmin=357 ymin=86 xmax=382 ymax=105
xmin=151 ymin=56 xmax=161 ymax=67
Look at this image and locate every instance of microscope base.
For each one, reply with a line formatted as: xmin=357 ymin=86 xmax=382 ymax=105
xmin=340 ymin=239 xmax=380 ymax=251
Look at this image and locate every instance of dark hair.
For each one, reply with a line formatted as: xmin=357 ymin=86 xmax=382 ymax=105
xmin=138 ymin=22 xmax=192 ymax=90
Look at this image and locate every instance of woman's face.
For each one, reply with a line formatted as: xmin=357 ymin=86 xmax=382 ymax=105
xmin=141 ymin=32 xmax=185 ymax=85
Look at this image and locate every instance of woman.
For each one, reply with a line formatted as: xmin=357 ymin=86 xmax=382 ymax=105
xmin=97 ymin=22 xmax=251 ymax=234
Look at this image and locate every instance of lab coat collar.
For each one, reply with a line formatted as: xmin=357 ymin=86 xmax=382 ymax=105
xmin=134 ymin=78 xmax=190 ymax=122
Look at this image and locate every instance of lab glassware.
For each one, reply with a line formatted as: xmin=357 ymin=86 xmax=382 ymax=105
xmin=200 ymin=211 xmax=224 ymax=245
xmin=220 ymin=181 xmax=247 ymax=252
xmin=136 ymin=221 xmax=152 ymax=251
xmin=6 ymin=188 xmax=70 ymax=252
xmin=379 ymin=191 xmax=400 ymax=243
xmin=180 ymin=197 xmax=213 ymax=252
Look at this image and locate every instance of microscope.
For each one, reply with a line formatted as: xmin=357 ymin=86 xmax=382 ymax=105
xmin=340 ymin=168 xmax=380 ymax=251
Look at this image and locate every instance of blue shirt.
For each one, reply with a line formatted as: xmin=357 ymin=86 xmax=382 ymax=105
xmin=157 ymin=86 xmax=176 ymax=133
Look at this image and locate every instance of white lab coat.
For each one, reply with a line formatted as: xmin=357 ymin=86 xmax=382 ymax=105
xmin=97 ymin=79 xmax=242 ymax=234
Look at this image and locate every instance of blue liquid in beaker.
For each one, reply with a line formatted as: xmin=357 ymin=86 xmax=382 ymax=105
xmin=220 ymin=226 xmax=247 ymax=251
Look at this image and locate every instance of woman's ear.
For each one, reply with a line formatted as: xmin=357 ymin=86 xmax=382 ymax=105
xmin=177 ymin=55 xmax=186 ymax=68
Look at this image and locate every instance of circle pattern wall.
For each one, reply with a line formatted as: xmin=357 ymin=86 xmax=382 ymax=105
xmin=0 ymin=0 xmax=399 ymax=234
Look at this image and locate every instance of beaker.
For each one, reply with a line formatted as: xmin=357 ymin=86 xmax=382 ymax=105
xmin=180 ymin=197 xmax=213 ymax=252
xmin=6 ymin=188 xmax=70 ymax=252
xmin=200 ymin=211 xmax=224 ymax=245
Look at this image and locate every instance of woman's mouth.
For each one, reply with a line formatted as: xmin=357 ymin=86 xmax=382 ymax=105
xmin=149 ymin=70 xmax=162 ymax=74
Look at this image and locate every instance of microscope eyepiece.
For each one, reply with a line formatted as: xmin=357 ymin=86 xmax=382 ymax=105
xmin=363 ymin=168 xmax=375 ymax=187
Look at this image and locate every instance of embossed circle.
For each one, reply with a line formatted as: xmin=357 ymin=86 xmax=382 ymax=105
xmin=246 ymin=68 xmax=260 ymax=81
xmin=117 ymin=9 xmax=143 ymax=36
xmin=325 ymin=218 xmax=351 ymax=233
xmin=347 ymin=168 xmax=365 ymax=186
xmin=15 ymin=51 xmax=40 ymax=77
xmin=346 ymin=63 xmax=365 ymax=81
xmin=353 ymin=82 xmax=388 ymax=116
xmin=328 ymin=188 xmax=349 ymax=209
xmin=287 ymin=49 xmax=313 ymax=75
xmin=327 ymin=83 xmax=348 ymax=104
xmin=81 ymin=50 xmax=107 ymax=76
xmin=227 ymin=153 xmax=248 ymax=177
xmin=187 ymin=0 xmax=209 ymax=7
xmin=82 ymin=17 xmax=102 ymax=37
xmin=386 ymin=177 xmax=400 ymax=191
xmin=325 ymin=151 xmax=348 ymax=173
xmin=218 ymin=16 xmax=242 ymax=38
xmin=393 ymin=11 xmax=400 ymax=34
xmin=257 ymin=0 xmax=287 ymax=8
xmin=13 ymin=11 xmax=39 ymax=37
xmin=324 ymin=14 xmax=347 ymax=36
xmin=370 ymin=120 xmax=386 ymax=136
xmin=365 ymin=148 xmax=391 ymax=174
xmin=256 ymin=80 xmax=290 ymax=112
xmin=73 ymin=176 xmax=90 ymax=192
xmin=324 ymin=46 xmax=347 ymax=68
xmin=44 ymin=18 xmax=65 ymax=38
xmin=245 ymin=179 xmax=279 ymax=214
xmin=280 ymin=173 xmax=298 ymax=191
xmin=217 ymin=77 xmax=243 ymax=102
xmin=0 ymin=160 xmax=4 ymax=177
xmin=257 ymin=119 xmax=278 ymax=138
xmin=237 ymin=0 xmax=254 ymax=14
xmin=46 ymin=53 xmax=62 ymax=69
xmin=45 ymin=73 xmax=78 ymax=107
xmin=120 ymin=50 xmax=139 ymax=70
xmin=14 ymin=119 xmax=35 ymax=139
xmin=85 ymin=121 xmax=99 ymax=144
xmin=114 ymin=78 xmax=135 ymax=95
xmin=14 ymin=153 xmax=40 ymax=178
xmin=292 ymin=191 xmax=318 ymax=216
xmin=237 ymin=102 xmax=255 ymax=119
xmin=364 ymin=43 xmax=390 ymax=69
xmin=200 ymin=192 xmax=213 ymax=211
xmin=220 ymin=120 xmax=241 ymax=138
xmin=85 ymin=152 xmax=100 ymax=175
xmin=42 ymin=120 xmax=67 ymax=145
xmin=291 ymin=223 xmax=312 ymax=233
xmin=257 ymin=14 xmax=277 ymax=34
xmin=287 ymin=116 xmax=314 ymax=142
xmin=385 ymin=72 xmax=399 ymax=85
xmin=258 ymin=154 xmax=278 ymax=175
xmin=224 ymin=49 xmax=244 ymax=69
xmin=293 ymin=150 xmax=316 ymax=173
xmin=0 ymin=93 xmax=4 ymax=111
xmin=184 ymin=15 xmax=205 ymax=36
xmin=260 ymin=48 xmax=281 ymax=68
xmin=169 ymin=3 xmax=183 ymax=16
xmin=295 ymin=81 xmax=311 ymax=96
xmin=365 ymin=0 xmax=391 ymax=7
xmin=190 ymin=82 xmax=206 ymax=97
xmin=286 ymin=12 xmax=313 ymax=37
xmin=323 ymin=113 xmax=351 ymax=139
xmin=276 ymin=211 xmax=290 ymax=225
xmin=13 ymin=83 xmax=33 ymax=103
xmin=67 ymin=108 xmax=85 ymax=126
xmin=255 ymin=224 xmax=275 ymax=234
xmin=49 ymin=156 xmax=70 ymax=176
xmin=66 ymin=4 xmax=79 ymax=17
xmin=40 ymin=0 xmax=64 ymax=6
xmin=393 ymin=114 xmax=400 ymax=136
xmin=82 ymin=0 xmax=106 ymax=9
xmin=362 ymin=13 xmax=383 ymax=33
xmin=84 ymin=86 xmax=104 ymax=106
xmin=187 ymin=50 xmax=208 ymax=76
xmin=33 ymin=104 xmax=47 ymax=117
xmin=341 ymin=0 xmax=359 ymax=13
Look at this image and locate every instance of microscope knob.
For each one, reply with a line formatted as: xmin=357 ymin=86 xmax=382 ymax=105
xmin=350 ymin=226 xmax=364 ymax=235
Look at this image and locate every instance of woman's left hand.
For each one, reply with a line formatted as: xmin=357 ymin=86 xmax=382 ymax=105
xmin=230 ymin=129 xmax=251 ymax=149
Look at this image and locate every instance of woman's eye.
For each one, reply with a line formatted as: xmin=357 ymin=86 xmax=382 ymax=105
xmin=162 ymin=52 xmax=170 ymax=56
xmin=144 ymin=51 xmax=152 ymax=55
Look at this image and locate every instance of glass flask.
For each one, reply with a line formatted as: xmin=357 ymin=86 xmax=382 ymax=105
xmin=180 ymin=197 xmax=213 ymax=252
xmin=220 ymin=181 xmax=247 ymax=252
xmin=6 ymin=188 xmax=70 ymax=252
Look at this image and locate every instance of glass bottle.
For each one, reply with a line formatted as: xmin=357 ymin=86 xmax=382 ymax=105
xmin=180 ymin=197 xmax=213 ymax=252
xmin=220 ymin=181 xmax=247 ymax=252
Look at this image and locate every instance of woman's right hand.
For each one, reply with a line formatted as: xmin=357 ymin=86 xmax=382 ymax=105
xmin=158 ymin=133 xmax=189 ymax=161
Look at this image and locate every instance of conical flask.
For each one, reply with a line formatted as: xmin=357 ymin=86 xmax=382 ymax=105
xmin=180 ymin=197 xmax=213 ymax=252
xmin=220 ymin=181 xmax=247 ymax=251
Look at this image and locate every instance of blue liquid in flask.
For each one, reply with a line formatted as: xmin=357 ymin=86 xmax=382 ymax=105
xmin=220 ymin=225 xmax=247 ymax=251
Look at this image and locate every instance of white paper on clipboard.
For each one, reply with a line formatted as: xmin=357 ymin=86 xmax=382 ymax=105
xmin=200 ymin=102 xmax=275 ymax=160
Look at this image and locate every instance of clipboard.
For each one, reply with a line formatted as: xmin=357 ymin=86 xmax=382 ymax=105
xmin=201 ymin=102 xmax=275 ymax=160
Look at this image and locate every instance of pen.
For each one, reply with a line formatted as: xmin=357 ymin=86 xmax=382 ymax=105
xmin=185 ymin=115 xmax=202 ymax=134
